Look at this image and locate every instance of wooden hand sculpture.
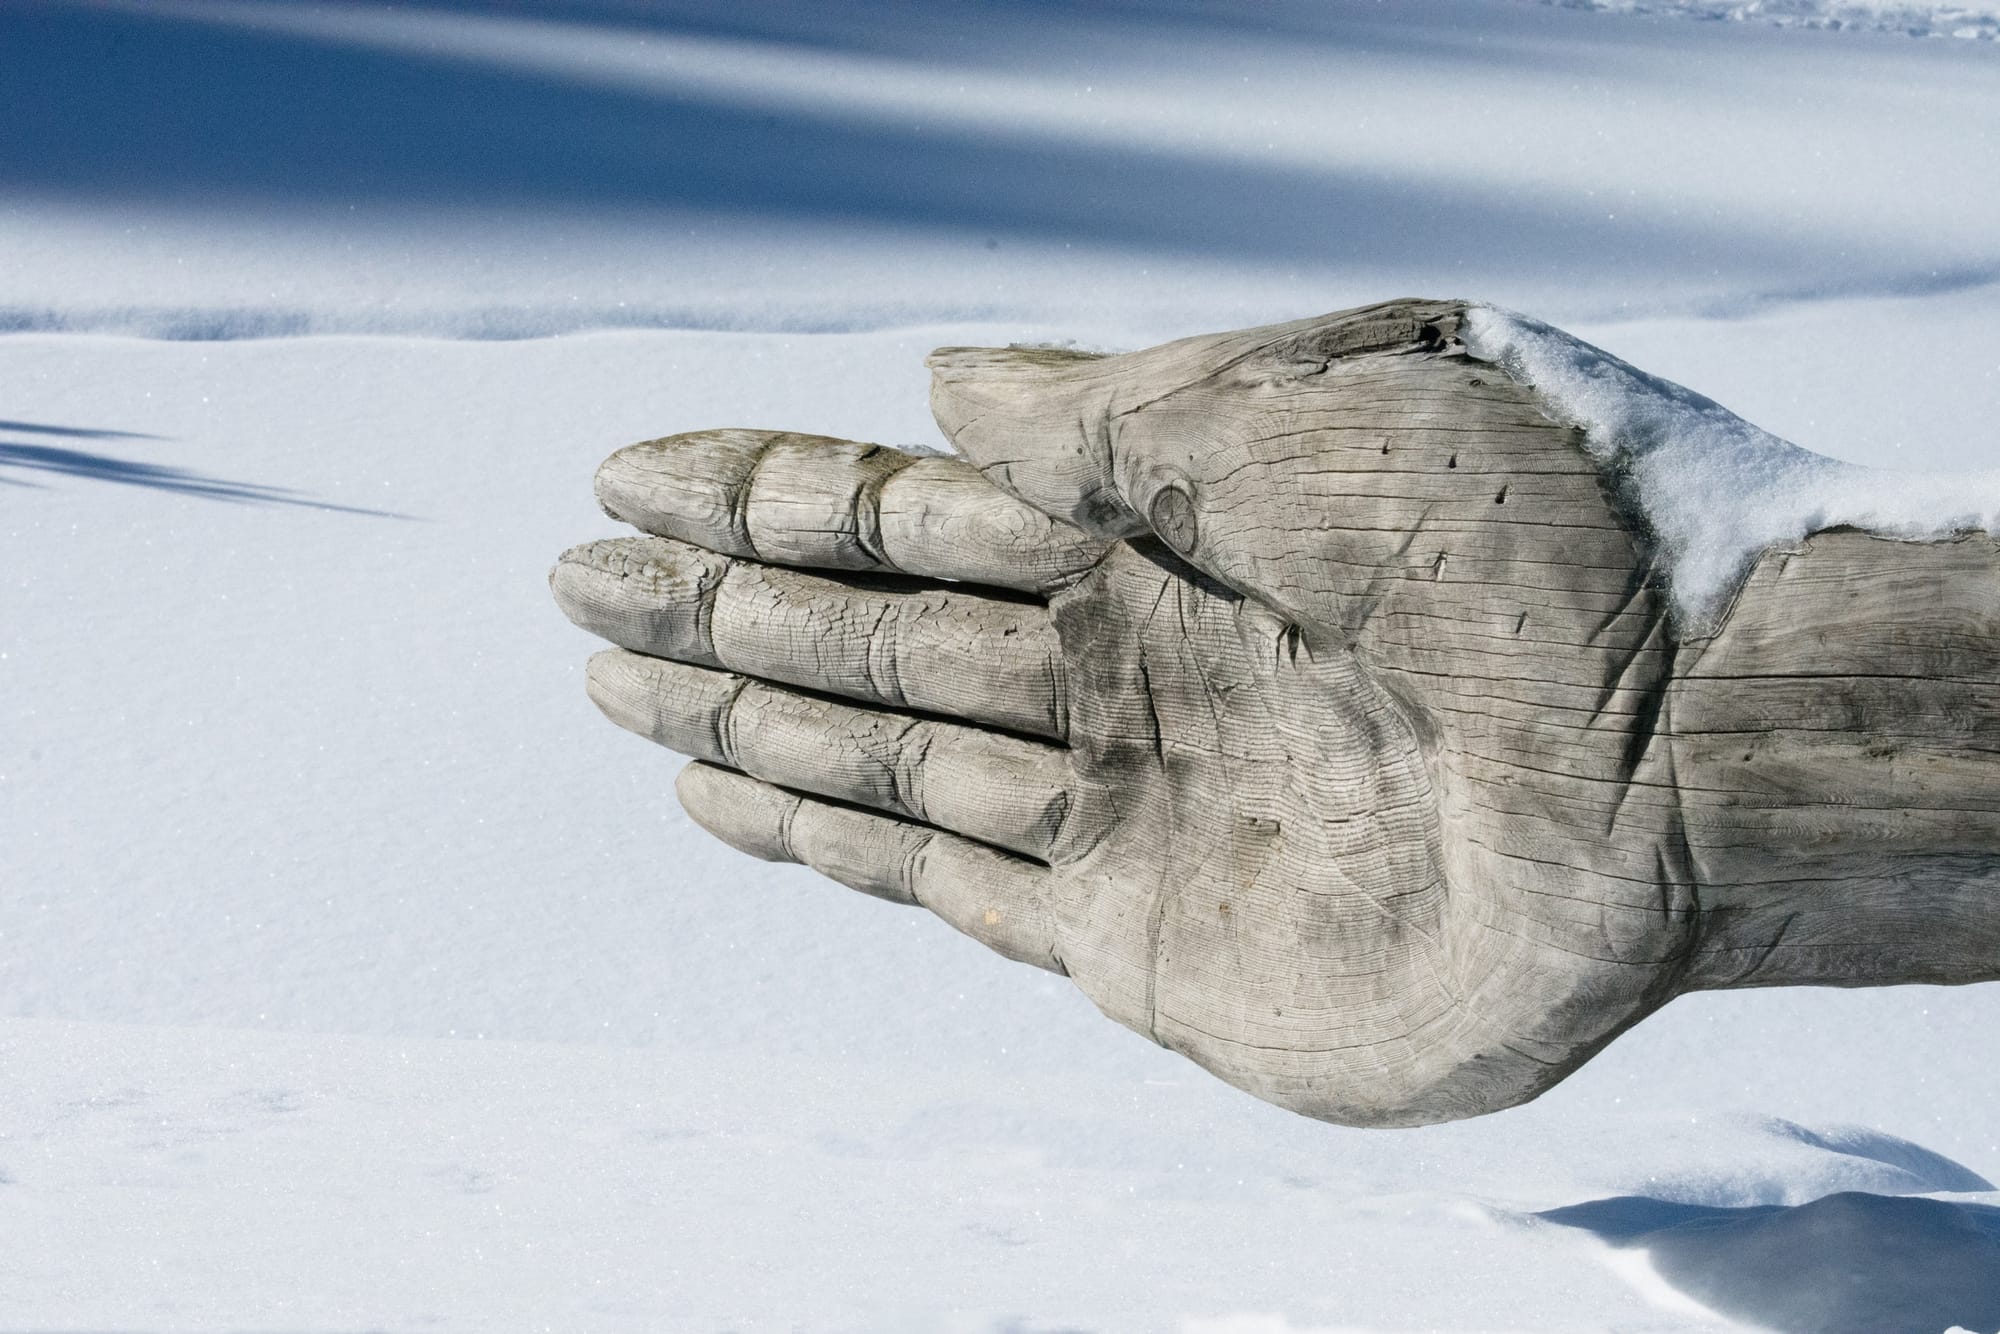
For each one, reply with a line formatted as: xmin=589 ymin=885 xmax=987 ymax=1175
xmin=553 ymin=300 xmax=2000 ymax=1127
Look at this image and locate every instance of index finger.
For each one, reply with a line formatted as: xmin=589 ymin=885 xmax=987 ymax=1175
xmin=594 ymin=429 xmax=1106 ymax=594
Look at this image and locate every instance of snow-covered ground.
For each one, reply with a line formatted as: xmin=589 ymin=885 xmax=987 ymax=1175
xmin=3 ymin=1 xmax=1998 ymax=1330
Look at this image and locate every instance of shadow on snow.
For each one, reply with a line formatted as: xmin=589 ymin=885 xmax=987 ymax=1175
xmin=1542 ymin=1190 xmax=2000 ymax=1334
xmin=0 ymin=418 xmax=162 ymax=441
xmin=0 ymin=433 xmax=410 ymax=517
xmin=0 ymin=0 xmax=1960 ymax=295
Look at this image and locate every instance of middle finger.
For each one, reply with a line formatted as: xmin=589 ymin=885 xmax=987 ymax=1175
xmin=553 ymin=535 xmax=1069 ymax=741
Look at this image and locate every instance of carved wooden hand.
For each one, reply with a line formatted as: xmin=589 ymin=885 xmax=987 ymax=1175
xmin=553 ymin=300 xmax=2000 ymax=1126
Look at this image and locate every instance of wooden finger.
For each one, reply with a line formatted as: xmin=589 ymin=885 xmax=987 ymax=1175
xmin=553 ymin=535 xmax=1068 ymax=741
xmin=594 ymin=429 xmax=1105 ymax=594
xmin=585 ymin=650 xmax=1078 ymax=862
xmin=675 ymin=760 xmax=1064 ymax=973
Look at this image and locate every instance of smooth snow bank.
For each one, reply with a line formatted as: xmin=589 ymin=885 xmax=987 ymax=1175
xmin=1463 ymin=305 xmax=2000 ymax=629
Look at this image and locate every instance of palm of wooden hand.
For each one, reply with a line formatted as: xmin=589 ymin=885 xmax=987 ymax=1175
xmin=555 ymin=301 xmax=1688 ymax=1126
xmin=1046 ymin=542 xmax=1469 ymax=1126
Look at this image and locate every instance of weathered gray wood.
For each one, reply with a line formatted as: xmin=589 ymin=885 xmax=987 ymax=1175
xmin=595 ymin=430 xmax=1106 ymax=593
xmin=555 ymin=299 xmax=2000 ymax=1127
xmin=581 ymin=648 xmax=1075 ymax=862
xmin=553 ymin=534 xmax=1069 ymax=739
xmin=673 ymin=761 xmax=1063 ymax=970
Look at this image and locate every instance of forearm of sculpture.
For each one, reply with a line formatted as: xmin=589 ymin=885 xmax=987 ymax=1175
xmin=1673 ymin=530 xmax=2000 ymax=990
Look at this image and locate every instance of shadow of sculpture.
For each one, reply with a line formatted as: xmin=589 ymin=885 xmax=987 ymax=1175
xmin=0 ymin=439 xmax=409 ymax=517
xmin=1541 ymin=1190 xmax=2000 ymax=1334
xmin=0 ymin=418 xmax=161 ymax=441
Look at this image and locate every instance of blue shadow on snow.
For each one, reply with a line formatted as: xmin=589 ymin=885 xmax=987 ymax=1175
xmin=0 ymin=434 xmax=410 ymax=517
xmin=0 ymin=0 xmax=1926 ymax=287
xmin=1541 ymin=1191 xmax=2000 ymax=1334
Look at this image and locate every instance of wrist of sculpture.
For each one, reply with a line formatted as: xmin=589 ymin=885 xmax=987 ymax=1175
xmin=1669 ymin=533 xmax=2000 ymax=993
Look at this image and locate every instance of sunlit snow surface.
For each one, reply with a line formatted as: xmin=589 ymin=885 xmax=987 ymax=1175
xmin=1463 ymin=306 xmax=2000 ymax=627
xmin=4 ymin=0 xmax=2000 ymax=1330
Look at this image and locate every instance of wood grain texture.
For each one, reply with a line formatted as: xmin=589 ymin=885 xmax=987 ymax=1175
xmin=557 ymin=299 xmax=2000 ymax=1127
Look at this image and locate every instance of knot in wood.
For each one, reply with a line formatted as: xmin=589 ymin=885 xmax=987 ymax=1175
xmin=1149 ymin=484 xmax=1199 ymax=556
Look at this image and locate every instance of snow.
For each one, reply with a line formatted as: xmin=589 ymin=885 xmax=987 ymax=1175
xmin=4 ymin=1010 xmax=1996 ymax=1331
xmin=6 ymin=0 xmax=2000 ymax=342
xmin=3 ymin=0 xmax=1999 ymax=1329
xmin=1463 ymin=305 xmax=2000 ymax=627
xmin=1558 ymin=0 xmax=2000 ymax=42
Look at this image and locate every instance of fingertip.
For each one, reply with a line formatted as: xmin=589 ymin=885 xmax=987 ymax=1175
xmin=548 ymin=539 xmax=603 ymax=612
xmin=551 ymin=536 xmax=730 ymax=664
xmin=593 ymin=430 xmax=769 ymax=555
xmin=581 ymin=647 xmax=646 ymax=731
xmin=675 ymin=761 xmax=800 ymax=864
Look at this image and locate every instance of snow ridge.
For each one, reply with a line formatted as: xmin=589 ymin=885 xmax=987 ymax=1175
xmin=1461 ymin=304 xmax=2000 ymax=629
xmin=1555 ymin=0 xmax=2000 ymax=41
